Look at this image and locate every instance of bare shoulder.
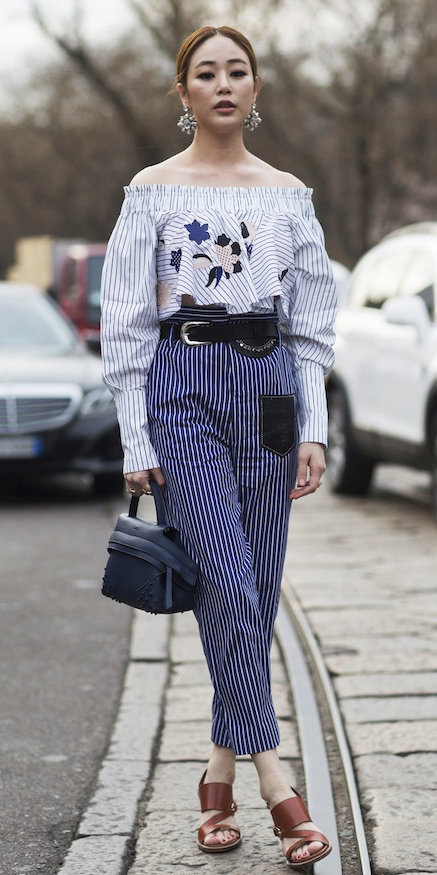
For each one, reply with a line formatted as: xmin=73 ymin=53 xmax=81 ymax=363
xmin=271 ymin=169 xmax=307 ymax=189
xmin=130 ymin=159 xmax=180 ymax=185
xmin=249 ymin=157 xmax=307 ymax=189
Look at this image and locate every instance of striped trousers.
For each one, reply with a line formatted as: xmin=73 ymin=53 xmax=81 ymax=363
xmin=147 ymin=308 xmax=297 ymax=756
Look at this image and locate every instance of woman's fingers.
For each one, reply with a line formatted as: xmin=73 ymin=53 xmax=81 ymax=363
xmin=289 ymin=442 xmax=326 ymax=500
xmin=150 ymin=466 xmax=166 ymax=487
xmin=124 ymin=467 xmax=166 ymax=496
xmin=125 ymin=472 xmax=149 ymax=496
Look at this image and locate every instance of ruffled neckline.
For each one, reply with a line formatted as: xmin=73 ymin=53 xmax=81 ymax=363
xmin=123 ymin=183 xmax=313 ymax=214
xmin=124 ymin=183 xmax=312 ymax=194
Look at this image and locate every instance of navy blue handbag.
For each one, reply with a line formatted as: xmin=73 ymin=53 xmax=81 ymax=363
xmin=102 ymin=481 xmax=198 ymax=614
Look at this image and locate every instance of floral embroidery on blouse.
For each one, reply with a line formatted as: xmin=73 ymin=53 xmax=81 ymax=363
xmin=193 ymin=233 xmax=242 ymax=288
xmin=184 ymin=220 xmax=210 ymax=244
xmin=170 ymin=248 xmax=182 ymax=273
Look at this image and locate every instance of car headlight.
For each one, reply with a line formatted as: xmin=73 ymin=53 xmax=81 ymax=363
xmin=80 ymin=386 xmax=115 ymax=417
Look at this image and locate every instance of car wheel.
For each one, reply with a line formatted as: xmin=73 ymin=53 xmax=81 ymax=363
xmin=430 ymin=412 xmax=437 ymax=521
xmin=327 ymin=387 xmax=375 ymax=495
xmin=93 ymin=472 xmax=124 ymax=497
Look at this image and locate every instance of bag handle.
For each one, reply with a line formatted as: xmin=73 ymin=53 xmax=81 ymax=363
xmin=128 ymin=479 xmax=167 ymax=525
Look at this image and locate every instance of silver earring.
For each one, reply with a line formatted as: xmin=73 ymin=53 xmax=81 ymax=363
xmin=177 ymin=106 xmax=197 ymax=135
xmin=244 ymin=103 xmax=262 ymax=131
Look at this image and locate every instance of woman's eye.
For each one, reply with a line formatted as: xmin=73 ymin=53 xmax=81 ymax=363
xmin=231 ymin=70 xmax=247 ymax=77
xmin=198 ymin=72 xmax=214 ymax=79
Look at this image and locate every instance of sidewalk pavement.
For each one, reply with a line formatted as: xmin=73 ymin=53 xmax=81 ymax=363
xmin=60 ymin=479 xmax=437 ymax=875
xmin=284 ymin=483 xmax=437 ymax=874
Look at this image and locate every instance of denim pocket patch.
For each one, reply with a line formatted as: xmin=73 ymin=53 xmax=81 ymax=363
xmin=259 ymin=395 xmax=296 ymax=456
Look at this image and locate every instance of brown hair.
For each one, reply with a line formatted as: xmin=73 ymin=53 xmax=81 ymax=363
xmin=173 ymin=26 xmax=258 ymax=92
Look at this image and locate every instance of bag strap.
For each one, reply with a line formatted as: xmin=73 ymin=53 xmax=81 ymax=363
xmin=128 ymin=479 xmax=168 ymax=526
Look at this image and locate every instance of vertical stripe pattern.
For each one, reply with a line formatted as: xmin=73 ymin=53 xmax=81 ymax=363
xmin=146 ymin=309 xmax=297 ymax=756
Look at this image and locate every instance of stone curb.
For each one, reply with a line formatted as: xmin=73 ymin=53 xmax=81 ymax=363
xmin=56 ymin=611 xmax=170 ymax=875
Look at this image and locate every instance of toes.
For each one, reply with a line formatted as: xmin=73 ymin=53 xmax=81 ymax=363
xmin=204 ymin=828 xmax=238 ymax=847
xmin=204 ymin=833 xmax=221 ymax=847
xmin=290 ymin=840 xmax=323 ymax=861
xmin=221 ymin=829 xmax=238 ymax=843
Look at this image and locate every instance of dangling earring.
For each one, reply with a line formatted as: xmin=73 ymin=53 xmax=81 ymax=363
xmin=177 ymin=106 xmax=197 ymax=135
xmin=244 ymin=103 xmax=262 ymax=132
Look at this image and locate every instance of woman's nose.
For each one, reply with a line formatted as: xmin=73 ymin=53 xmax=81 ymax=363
xmin=216 ymin=74 xmax=232 ymax=93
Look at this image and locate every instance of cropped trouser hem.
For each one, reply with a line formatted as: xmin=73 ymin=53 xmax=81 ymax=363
xmin=211 ymin=728 xmax=281 ymax=757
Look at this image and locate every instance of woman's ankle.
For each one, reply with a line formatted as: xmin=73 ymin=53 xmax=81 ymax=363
xmin=259 ymin=777 xmax=295 ymax=809
xmin=205 ymin=746 xmax=236 ymax=785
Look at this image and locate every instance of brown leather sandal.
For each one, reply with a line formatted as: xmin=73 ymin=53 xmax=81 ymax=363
xmin=270 ymin=788 xmax=332 ymax=869
xmin=197 ymin=770 xmax=242 ymax=853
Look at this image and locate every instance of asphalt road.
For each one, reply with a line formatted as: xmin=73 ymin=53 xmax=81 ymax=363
xmin=0 ymin=475 xmax=131 ymax=875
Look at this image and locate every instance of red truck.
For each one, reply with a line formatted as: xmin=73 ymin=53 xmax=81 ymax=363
xmin=56 ymin=243 xmax=106 ymax=346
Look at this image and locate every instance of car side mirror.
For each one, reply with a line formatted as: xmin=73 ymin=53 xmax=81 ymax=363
xmin=382 ymin=295 xmax=431 ymax=341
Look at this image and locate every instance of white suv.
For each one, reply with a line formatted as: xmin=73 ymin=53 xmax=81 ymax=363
xmin=326 ymin=223 xmax=437 ymax=515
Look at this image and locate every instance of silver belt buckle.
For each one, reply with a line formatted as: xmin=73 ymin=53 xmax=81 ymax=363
xmin=180 ymin=321 xmax=212 ymax=347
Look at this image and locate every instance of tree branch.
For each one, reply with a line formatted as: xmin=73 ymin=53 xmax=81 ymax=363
xmin=31 ymin=1 xmax=159 ymax=153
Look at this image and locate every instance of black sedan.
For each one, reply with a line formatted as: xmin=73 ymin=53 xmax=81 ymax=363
xmin=0 ymin=283 xmax=123 ymax=494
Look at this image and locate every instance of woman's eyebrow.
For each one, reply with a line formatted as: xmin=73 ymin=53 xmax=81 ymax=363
xmin=194 ymin=58 xmax=249 ymax=69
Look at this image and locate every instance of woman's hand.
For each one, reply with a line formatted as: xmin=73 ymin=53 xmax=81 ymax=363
xmin=289 ymin=442 xmax=326 ymax=500
xmin=124 ymin=467 xmax=166 ymax=497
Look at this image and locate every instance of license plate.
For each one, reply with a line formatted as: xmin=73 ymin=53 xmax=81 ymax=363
xmin=0 ymin=436 xmax=43 ymax=459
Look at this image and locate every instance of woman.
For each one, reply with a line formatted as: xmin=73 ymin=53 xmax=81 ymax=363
xmin=101 ymin=25 xmax=336 ymax=869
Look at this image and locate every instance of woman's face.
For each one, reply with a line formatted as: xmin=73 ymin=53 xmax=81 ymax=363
xmin=178 ymin=34 xmax=257 ymax=133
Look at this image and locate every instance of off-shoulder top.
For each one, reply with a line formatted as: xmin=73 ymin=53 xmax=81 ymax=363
xmin=100 ymin=184 xmax=337 ymax=473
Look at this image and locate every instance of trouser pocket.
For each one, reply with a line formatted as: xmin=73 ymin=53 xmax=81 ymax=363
xmin=259 ymin=394 xmax=296 ymax=456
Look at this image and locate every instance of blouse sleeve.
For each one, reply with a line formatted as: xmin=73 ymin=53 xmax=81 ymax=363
xmin=100 ymin=203 xmax=160 ymax=473
xmin=284 ymin=200 xmax=338 ymax=447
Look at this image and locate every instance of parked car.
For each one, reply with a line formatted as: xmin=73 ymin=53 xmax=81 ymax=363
xmin=326 ymin=222 xmax=437 ymax=515
xmin=0 ymin=283 xmax=123 ymax=494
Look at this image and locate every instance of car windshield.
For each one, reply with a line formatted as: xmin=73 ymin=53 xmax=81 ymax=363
xmin=0 ymin=291 xmax=77 ymax=354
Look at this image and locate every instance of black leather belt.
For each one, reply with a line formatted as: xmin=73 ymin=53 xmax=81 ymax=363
xmin=160 ymin=319 xmax=278 ymax=347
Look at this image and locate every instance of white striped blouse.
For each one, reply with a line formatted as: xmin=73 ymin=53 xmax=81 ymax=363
xmin=100 ymin=184 xmax=338 ymax=474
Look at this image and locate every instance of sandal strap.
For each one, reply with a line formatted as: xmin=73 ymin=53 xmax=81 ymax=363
xmin=198 ymin=810 xmax=241 ymax=845
xmin=270 ymin=792 xmax=310 ymax=834
xmin=282 ymin=827 xmax=329 ymax=845
xmin=198 ymin=771 xmax=236 ymax=814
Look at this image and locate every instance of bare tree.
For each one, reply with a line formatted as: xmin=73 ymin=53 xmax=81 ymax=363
xmin=30 ymin=0 xmax=172 ymax=156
